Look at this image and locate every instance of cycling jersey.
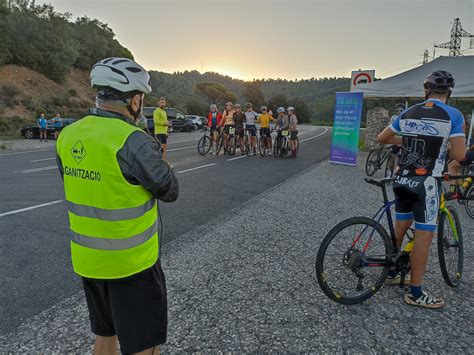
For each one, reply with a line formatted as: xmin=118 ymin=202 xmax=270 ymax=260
xmin=390 ymin=99 xmax=464 ymax=177
xmin=258 ymin=113 xmax=272 ymax=128
xmin=233 ymin=112 xmax=245 ymax=129
xmin=244 ymin=111 xmax=258 ymax=126
xmin=223 ymin=109 xmax=235 ymax=125
xmin=207 ymin=111 xmax=223 ymax=129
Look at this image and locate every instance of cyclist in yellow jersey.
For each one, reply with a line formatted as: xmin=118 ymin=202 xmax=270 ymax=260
xmin=257 ymin=106 xmax=274 ymax=155
xmin=221 ymin=101 xmax=235 ymax=155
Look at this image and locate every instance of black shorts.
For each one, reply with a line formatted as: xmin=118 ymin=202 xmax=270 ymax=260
xmin=290 ymin=130 xmax=298 ymax=140
xmin=54 ymin=127 xmax=61 ymax=132
xmin=155 ymin=134 xmax=167 ymax=145
xmin=82 ymin=261 xmax=168 ymax=353
xmin=260 ymin=128 xmax=271 ymax=138
xmin=393 ymin=175 xmax=441 ymax=232
xmin=245 ymin=125 xmax=257 ymax=137
xmin=236 ymin=126 xmax=244 ymax=137
xmin=40 ymin=128 xmax=47 ymax=132
xmin=223 ymin=125 xmax=235 ymax=134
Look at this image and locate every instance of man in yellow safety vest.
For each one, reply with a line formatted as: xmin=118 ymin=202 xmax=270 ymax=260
xmin=56 ymin=57 xmax=178 ymax=354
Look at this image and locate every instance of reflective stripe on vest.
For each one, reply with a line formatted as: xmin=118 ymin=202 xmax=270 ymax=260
xmin=71 ymin=222 xmax=158 ymax=250
xmin=57 ymin=115 xmax=159 ymax=279
xmin=67 ymin=198 xmax=155 ymax=221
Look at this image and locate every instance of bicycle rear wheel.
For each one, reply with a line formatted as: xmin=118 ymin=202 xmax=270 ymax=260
xmin=316 ymin=217 xmax=392 ymax=305
xmin=197 ymin=135 xmax=211 ymax=155
xmin=365 ymin=149 xmax=379 ymax=176
xmin=465 ymin=185 xmax=474 ymax=219
xmin=438 ymin=206 xmax=463 ymax=287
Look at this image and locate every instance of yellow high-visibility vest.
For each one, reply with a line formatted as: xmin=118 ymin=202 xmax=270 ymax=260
xmin=57 ymin=115 xmax=158 ymax=279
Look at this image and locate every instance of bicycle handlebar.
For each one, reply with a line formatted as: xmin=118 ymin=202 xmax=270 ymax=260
xmin=443 ymin=173 xmax=473 ymax=181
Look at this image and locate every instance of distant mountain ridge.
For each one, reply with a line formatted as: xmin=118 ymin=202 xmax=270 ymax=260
xmin=149 ymin=70 xmax=350 ymax=121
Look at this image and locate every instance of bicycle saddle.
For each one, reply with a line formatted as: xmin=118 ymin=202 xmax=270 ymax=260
xmin=364 ymin=177 xmax=395 ymax=188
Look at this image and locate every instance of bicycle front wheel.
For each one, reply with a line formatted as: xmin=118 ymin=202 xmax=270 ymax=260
xmin=438 ymin=206 xmax=463 ymax=287
xmin=365 ymin=149 xmax=379 ymax=176
xmin=227 ymin=136 xmax=236 ymax=156
xmin=197 ymin=135 xmax=211 ymax=155
xmin=464 ymin=184 xmax=474 ymax=219
xmin=316 ymin=217 xmax=392 ymax=305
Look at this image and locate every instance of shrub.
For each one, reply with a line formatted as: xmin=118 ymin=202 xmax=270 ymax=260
xmin=1 ymin=84 xmax=20 ymax=98
xmin=68 ymin=88 xmax=78 ymax=97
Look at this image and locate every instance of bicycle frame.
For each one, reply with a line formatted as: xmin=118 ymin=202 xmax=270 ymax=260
xmin=354 ymin=185 xmax=459 ymax=268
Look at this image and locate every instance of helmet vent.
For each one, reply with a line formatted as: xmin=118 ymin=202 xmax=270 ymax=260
xmin=126 ymin=67 xmax=142 ymax=73
xmin=112 ymin=59 xmax=129 ymax=65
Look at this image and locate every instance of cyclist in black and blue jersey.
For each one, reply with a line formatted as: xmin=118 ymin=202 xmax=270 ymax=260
xmin=378 ymin=70 xmax=470 ymax=309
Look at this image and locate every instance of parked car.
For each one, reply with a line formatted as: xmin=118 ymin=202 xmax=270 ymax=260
xmin=143 ymin=107 xmax=194 ymax=133
xmin=21 ymin=118 xmax=77 ymax=139
xmin=186 ymin=115 xmax=206 ymax=129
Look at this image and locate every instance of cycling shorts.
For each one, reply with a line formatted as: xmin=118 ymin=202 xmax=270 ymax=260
xmin=224 ymin=124 xmax=235 ymax=134
xmin=260 ymin=128 xmax=271 ymax=138
xmin=393 ymin=175 xmax=441 ymax=232
xmin=235 ymin=126 xmax=244 ymax=137
xmin=290 ymin=130 xmax=298 ymax=140
xmin=245 ymin=125 xmax=257 ymax=136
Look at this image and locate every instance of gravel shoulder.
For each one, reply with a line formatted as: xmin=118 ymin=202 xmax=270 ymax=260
xmin=0 ymin=138 xmax=56 ymax=151
xmin=1 ymin=153 xmax=473 ymax=353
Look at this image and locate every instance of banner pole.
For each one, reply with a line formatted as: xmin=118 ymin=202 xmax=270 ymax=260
xmin=468 ymin=107 xmax=474 ymax=148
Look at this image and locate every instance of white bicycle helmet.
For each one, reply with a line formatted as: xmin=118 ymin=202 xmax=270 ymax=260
xmin=277 ymin=107 xmax=285 ymax=114
xmin=210 ymin=104 xmax=217 ymax=110
xmin=90 ymin=57 xmax=152 ymax=94
xmin=261 ymin=106 xmax=267 ymax=111
xmin=287 ymin=106 xmax=295 ymax=112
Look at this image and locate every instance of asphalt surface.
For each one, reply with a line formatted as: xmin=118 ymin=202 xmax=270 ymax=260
xmin=1 ymin=149 xmax=473 ymax=352
xmin=0 ymin=125 xmax=331 ymax=338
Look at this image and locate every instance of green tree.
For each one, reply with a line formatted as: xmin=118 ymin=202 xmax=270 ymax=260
xmin=267 ymin=93 xmax=288 ymax=112
xmin=185 ymin=99 xmax=208 ymax=116
xmin=195 ymin=82 xmax=237 ymax=107
xmin=242 ymin=80 xmax=265 ymax=108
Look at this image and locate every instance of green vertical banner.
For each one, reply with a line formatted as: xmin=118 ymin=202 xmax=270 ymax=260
xmin=330 ymin=92 xmax=364 ymax=166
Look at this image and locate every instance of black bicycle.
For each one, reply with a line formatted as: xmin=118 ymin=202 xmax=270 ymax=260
xmin=315 ymin=176 xmax=464 ymax=305
xmin=365 ymin=146 xmax=395 ymax=177
xmin=197 ymin=126 xmax=212 ymax=155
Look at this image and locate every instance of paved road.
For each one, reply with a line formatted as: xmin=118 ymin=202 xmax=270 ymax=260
xmin=0 ymin=125 xmax=331 ymax=336
xmin=2 ymin=150 xmax=472 ymax=352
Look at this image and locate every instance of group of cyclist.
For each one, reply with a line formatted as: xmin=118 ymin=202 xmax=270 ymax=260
xmin=377 ymin=70 xmax=474 ymax=309
xmin=207 ymin=102 xmax=299 ymax=157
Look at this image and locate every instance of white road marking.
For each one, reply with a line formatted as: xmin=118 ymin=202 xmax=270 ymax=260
xmin=227 ymin=156 xmax=247 ymax=161
xmin=30 ymin=157 xmax=56 ymax=163
xmin=299 ymin=127 xmax=329 ymax=142
xmin=176 ymin=163 xmax=216 ymax=174
xmin=0 ymin=148 xmax=55 ymax=157
xmin=15 ymin=165 xmax=57 ymax=174
xmin=167 ymin=145 xmax=195 ymax=152
xmin=0 ymin=200 xmax=64 ymax=217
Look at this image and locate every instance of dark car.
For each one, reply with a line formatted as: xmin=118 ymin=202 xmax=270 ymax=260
xmin=186 ymin=115 xmax=207 ymax=129
xmin=143 ymin=107 xmax=194 ymax=133
xmin=21 ymin=118 xmax=77 ymax=139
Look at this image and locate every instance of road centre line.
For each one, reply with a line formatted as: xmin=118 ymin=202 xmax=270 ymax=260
xmin=176 ymin=163 xmax=216 ymax=174
xmin=167 ymin=145 xmax=195 ymax=152
xmin=0 ymin=200 xmax=64 ymax=218
xmin=227 ymin=156 xmax=247 ymax=161
xmin=30 ymin=157 xmax=56 ymax=163
xmin=15 ymin=165 xmax=57 ymax=174
xmin=0 ymin=148 xmax=55 ymax=157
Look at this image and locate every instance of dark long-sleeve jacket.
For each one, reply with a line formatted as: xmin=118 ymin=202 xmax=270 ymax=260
xmin=56 ymin=109 xmax=179 ymax=202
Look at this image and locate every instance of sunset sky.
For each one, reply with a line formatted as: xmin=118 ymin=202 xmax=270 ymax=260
xmin=38 ymin=0 xmax=473 ymax=80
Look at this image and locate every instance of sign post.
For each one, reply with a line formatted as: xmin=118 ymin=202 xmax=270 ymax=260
xmin=330 ymin=92 xmax=364 ymax=166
